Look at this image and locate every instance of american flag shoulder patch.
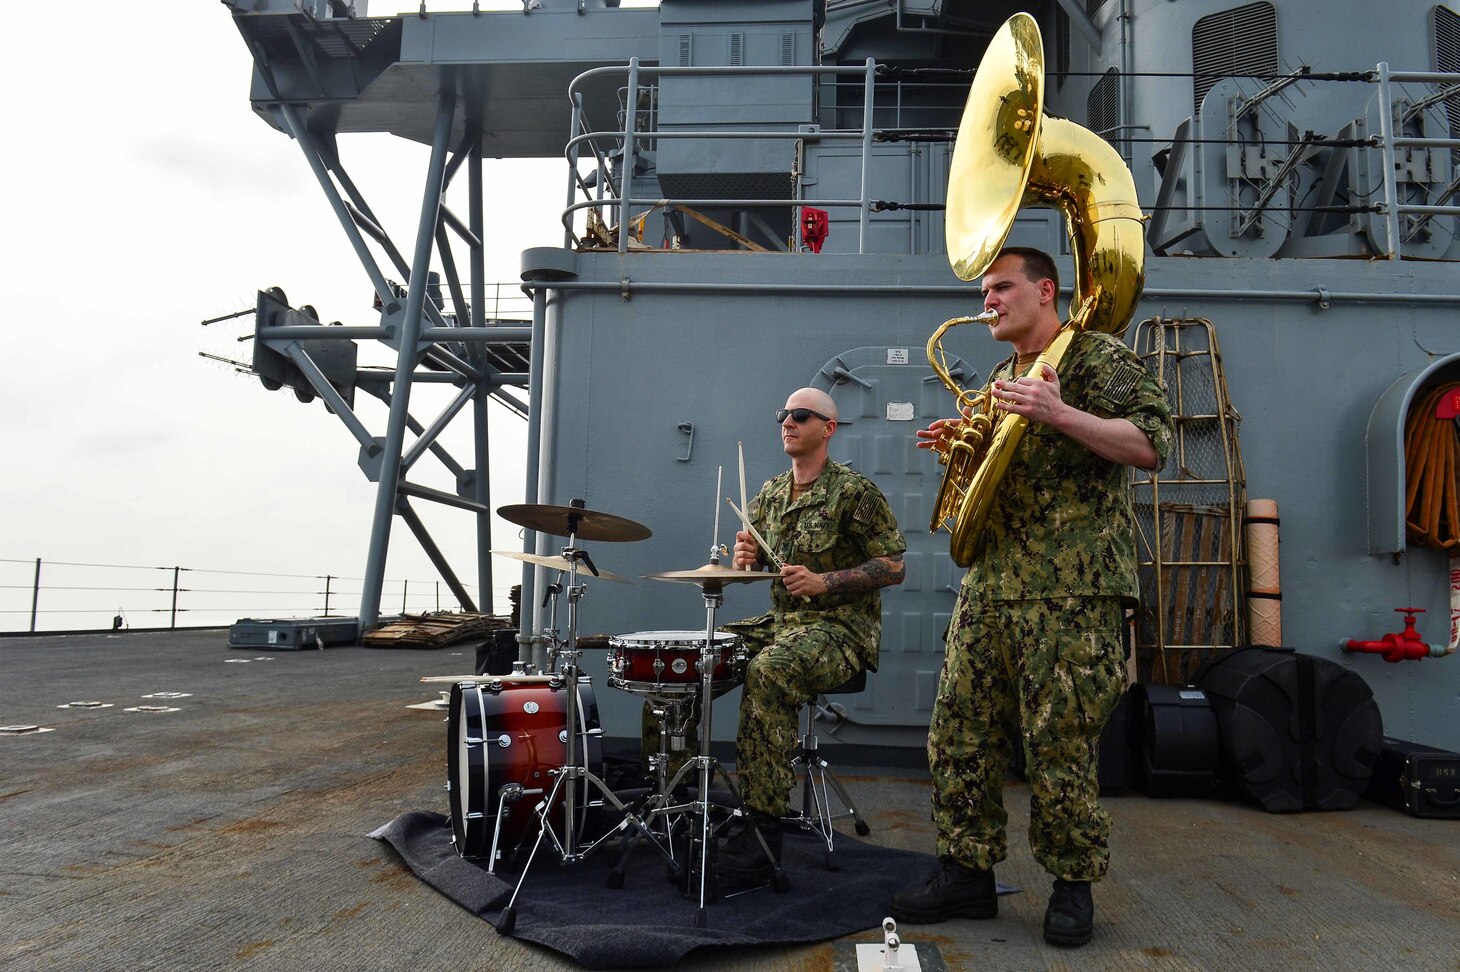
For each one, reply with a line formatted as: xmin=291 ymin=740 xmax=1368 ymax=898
xmin=1099 ymin=363 xmax=1142 ymax=408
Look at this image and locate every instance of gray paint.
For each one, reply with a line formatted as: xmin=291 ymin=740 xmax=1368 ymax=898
xmin=226 ymin=0 xmax=1460 ymax=751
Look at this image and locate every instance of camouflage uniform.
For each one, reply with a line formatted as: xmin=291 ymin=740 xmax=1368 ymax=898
xmin=930 ymin=330 xmax=1173 ymax=881
xmin=645 ymin=461 xmax=905 ymax=814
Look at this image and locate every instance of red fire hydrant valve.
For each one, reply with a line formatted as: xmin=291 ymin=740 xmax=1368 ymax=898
xmin=1340 ymin=608 xmax=1449 ymax=662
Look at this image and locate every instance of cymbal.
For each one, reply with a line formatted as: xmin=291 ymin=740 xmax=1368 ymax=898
xmin=498 ymin=502 xmax=651 ymax=542
xmin=643 ymin=562 xmax=779 ymax=586
xmin=491 ymin=549 xmax=631 ymax=584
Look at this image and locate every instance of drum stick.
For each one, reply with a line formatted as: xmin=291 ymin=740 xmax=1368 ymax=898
xmin=726 ymin=496 xmax=783 ymax=570
xmin=728 ymin=497 xmax=810 ymax=603
xmin=737 ymin=441 xmax=749 ymax=569
xmin=713 ymin=464 xmax=723 ymax=554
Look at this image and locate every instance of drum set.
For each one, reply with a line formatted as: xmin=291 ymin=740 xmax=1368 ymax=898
xmin=433 ymin=498 xmax=780 ymax=931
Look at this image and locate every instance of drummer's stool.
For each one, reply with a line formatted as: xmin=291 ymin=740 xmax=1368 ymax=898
xmin=784 ymin=669 xmax=871 ymax=870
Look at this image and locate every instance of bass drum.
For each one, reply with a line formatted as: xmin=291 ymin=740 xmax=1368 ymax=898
xmin=447 ymin=674 xmax=603 ymax=865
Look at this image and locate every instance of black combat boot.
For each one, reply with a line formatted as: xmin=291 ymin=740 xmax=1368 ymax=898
xmin=717 ymin=810 xmax=782 ymax=882
xmin=888 ymin=858 xmax=998 ymax=923
xmin=1043 ymin=879 xmax=1094 ymax=946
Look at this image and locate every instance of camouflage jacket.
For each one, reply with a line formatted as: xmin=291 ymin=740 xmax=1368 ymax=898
xmin=967 ymin=329 xmax=1174 ymax=602
xmin=748 ymin=460 xmax=907 ymax=669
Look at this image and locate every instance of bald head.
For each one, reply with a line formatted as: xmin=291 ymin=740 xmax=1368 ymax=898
xmin=784 ymin=387 xmax=838 ymax=421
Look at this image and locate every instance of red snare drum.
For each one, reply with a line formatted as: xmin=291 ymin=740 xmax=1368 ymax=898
xmin=607 ymin=629 xmax=746 ymax=695
xmin=447 ymin=675 xmax=602 ymax=865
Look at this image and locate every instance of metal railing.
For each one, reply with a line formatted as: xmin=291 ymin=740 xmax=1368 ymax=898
xmin=564 ymin=59 xmax=883 ymax=254
xmin=557 ymin=58 xmax=1460 ymax=262
xmin=1374 ymin=64 xmax=1460 ymax=260
xmin=0 ymin=557 xmax=516 ymax=634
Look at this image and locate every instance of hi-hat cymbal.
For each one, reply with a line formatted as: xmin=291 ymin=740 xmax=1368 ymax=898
xmin=643 ymin=562 xmax=778 ymax=586
xmin=498 ymin=502 xmax=651 ymax=542
xmin=491 ymin=549 xmax=631 ymax=584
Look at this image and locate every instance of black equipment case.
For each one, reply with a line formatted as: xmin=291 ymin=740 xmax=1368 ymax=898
xmin=1365 ymin=737 xmax=1460 ymax=819
xmin=474 ymin=627 xmax=521 ymax=675
xmin=1195 ymin=646 xmax=1383 ymax=812
xmin=1128 ymin=683 xmax=1220 ymax=798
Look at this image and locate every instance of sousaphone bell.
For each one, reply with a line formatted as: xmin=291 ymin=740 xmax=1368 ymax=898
xmin=927 ymin=12 xmax=1147 ymax=567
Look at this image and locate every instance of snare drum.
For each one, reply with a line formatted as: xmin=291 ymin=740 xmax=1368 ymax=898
xmin=446 ymin=675 xmax=603 ymax=864
xmin=607 ymin=630 xmax=746 ymax=695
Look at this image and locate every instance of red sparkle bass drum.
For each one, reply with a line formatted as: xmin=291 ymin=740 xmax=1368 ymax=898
xmin=446 ymin=674 xmax=603 ymax=866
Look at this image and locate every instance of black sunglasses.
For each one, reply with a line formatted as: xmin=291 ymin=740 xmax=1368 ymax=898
xmin=776 ymin=407 xmax=831 ymax=425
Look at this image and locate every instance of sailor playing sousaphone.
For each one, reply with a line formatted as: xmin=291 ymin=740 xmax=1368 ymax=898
xmin=890 ymin=14 xmax=1174 ymax=950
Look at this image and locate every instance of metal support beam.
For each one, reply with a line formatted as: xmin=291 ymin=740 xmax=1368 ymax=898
xmin=1376 ymin=62 xmax=1403 ymax=262
xmin=362 ymin=387 xmax=468 ymax=484
xmin=424 ymin=344 xmax=483 ymax=383
xmin=397 ymin=498 xmax=477 ymax=613
xmin=470 ymin=141 xmax=495 ymax=615
xmin=401 ymin=384 xmax=477 ymax=472
xmin=520 ymin=285 xmax=549 ymax=624
xmin=284 ymin=343 xmax=374 ymax=449
xmin=278 ymin=104 xmax=397 ymax=308
xmin=359 ymin=85 xmax=458 ymax=631
xmin=618 ymin=58 xmax=640 ymax=256
xmin=491 ymin=387 xmax=529 ymax=418
xmin=398 ymin=480 xmax=492 ymax=515
xmin=859 ymin=59 xmax=874 ymax=253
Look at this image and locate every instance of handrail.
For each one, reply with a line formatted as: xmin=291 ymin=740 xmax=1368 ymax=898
xmin=559 ymin=58 xmax=1460 ymax=261
xmin=563 ymin=58 xmax=882 ymax=253
xmin=1374 ymin=62 xmax=1460 ymax=259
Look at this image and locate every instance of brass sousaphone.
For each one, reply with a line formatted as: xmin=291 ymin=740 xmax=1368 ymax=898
xmin=927 ymin=12 xmax=1147 ymax=567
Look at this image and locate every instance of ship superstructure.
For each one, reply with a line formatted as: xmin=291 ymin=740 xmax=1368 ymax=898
xmin=224 ymin=0 xmax=1460 ymax=751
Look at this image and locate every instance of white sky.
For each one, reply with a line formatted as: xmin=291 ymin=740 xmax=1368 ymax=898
xmin=0 ymin=1 xmax=626 ymax=630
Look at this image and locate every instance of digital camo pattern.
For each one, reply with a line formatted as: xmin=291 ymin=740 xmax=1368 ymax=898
xmin=726 ymin=615 xmax=862 ymax=815
xmin=972 ymin=329 xmax=1174 ymax=603
xmin=930 ymin=595 xmax=1125 ymax=880
xmin=642 ymin=462 xmax=906 ymax=814
xmin=750 ymin=460 xmax=907 ymax=671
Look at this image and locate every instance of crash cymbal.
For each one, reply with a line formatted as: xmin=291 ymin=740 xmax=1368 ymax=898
xmin=491 ymin=549 xmax=632 ymax=584
xmin=643 ymin=562 xmax=779 ymax=586
xmin=497 ymin=502 xmax=651 ymax=542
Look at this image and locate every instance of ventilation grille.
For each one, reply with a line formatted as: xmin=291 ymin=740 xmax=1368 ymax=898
xmin=1088 ymin=68 xmax=1121 ymax=144
xmin=781 ymin=30 xmax=795 ymax=65
xmin=678 ymin=33 xmax=692 ymax=67
xmin=729 ymin=32 xmax=744 ymax=66
xmin=1055 ymin=5 xmax=1070 ymax=86
xmin=1191 ymin=2 xmax=1279 ymax=115
xmin=1435 ymin=5 xmax=1460 ymax=165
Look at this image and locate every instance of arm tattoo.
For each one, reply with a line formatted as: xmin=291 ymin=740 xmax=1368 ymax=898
xmin=823 ymin=553 xmax=905 ymax=594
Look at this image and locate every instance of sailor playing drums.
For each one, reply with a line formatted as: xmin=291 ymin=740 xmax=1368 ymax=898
xmin=692 ymin=387 xmax=906 ymax=883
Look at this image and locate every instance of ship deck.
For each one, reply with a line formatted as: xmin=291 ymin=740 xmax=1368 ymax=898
xmin=2 ymin=629 xmax=1456 ymax=971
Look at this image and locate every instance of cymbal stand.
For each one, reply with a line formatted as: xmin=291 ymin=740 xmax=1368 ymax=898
xmin=498 ymin=522 xmax=674 ymax=935
xmin=648 ymin=571 xmax=778 ymax=928
xmin=537 ymin=576 xmax=563 ymax=674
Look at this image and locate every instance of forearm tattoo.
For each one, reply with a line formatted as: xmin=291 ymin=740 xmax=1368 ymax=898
xmin=823 ymin=553 xmax=905 ymax=594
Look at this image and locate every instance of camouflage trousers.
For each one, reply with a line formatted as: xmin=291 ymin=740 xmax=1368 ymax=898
xmin=930 ymin=594 xmax=1125 ymax=881
xmin=641 ymin=614 xmax=861 ymax=816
